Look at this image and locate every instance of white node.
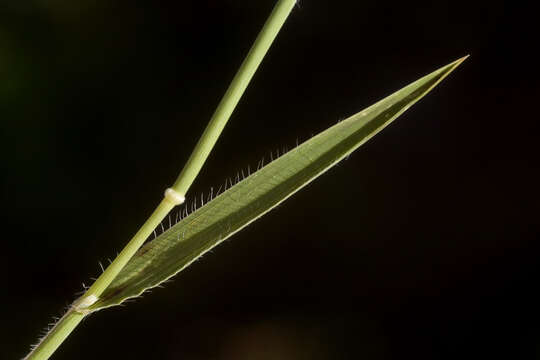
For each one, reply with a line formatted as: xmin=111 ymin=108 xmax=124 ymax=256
xmin=164 ymin=188 xmax=185 ymax=205
xmin=77 ymin=294 xmax=98 ymax=309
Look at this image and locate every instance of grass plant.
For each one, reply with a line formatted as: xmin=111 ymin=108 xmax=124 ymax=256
xmin=23 ymin=1 xmax=466 ymax=358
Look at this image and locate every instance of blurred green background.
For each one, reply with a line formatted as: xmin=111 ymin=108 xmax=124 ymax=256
xmin=2 ymin=1 xmax=539 ymax=359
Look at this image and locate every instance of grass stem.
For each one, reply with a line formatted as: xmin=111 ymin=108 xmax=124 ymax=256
xmin=24 ymin=1 xmax=296 ymax=359
xmin=172 ymin=0 xmax=297 ymax=195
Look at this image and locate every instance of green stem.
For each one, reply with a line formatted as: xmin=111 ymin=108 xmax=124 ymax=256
xmin=173 ymin=0 xmax=297 ymax=195
xmin=25 ymin=311 xmax=85 ymax=360
xmin=24 ymin=1 xmax=296 ymax=359
xmin=86 ymin=199 xmax=175 ymax=297
xmin=24 ymin=199 xmax=174 ymax=360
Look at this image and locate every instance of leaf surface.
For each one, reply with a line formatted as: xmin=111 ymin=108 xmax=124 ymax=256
xmin=90 ymin=57 xmax=467 ymax=310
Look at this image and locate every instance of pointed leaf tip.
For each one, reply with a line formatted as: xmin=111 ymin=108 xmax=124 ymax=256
xmin=449 ymin=55 xmax=469 ymax=70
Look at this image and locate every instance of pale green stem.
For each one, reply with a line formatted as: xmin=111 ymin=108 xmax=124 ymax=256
xmin=173 ymin=0 xmax=297 ymax=195
xmin=25 ymin=311 xmax=84 ymax=360
xmin=24 ymin=1 xmax=296 ymax=359
xmin=24 ymin=199 xmax=174 ymax=360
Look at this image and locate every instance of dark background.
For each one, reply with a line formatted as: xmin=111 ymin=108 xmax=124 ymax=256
xmin=2 ymin=0 xmax=539 ymax=359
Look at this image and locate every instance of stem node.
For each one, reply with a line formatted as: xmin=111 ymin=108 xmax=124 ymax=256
xmin=72 ymin=295 xmax=99 ymax=315
xmin=164 ymin=188 xmax=185 ymax=206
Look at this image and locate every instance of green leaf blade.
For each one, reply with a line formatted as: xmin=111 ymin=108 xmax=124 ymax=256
xmin=91 ymin=57 xmax=467 ymax=310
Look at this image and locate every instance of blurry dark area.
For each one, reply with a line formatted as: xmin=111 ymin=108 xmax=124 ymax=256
xmin=1 ymin=0 xmax=539 ymax=359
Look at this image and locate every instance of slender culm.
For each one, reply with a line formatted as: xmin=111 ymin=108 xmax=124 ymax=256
xmin=24 ymin=1 xmax=297 ymax=359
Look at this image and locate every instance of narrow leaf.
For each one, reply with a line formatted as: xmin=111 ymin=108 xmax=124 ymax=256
xmin=90 ymin=57 xmax=467 ymax=310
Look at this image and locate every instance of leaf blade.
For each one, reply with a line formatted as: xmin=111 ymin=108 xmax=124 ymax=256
xmin=91 ymin=57 xmax=467 ymax=310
